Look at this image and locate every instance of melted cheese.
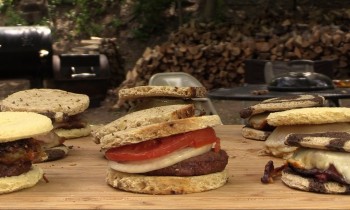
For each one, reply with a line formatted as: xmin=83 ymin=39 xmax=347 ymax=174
xmin=108 ymin=144 xmax=212 ymax=173
xmin=288 ymin=148 xmax=350 ymax=184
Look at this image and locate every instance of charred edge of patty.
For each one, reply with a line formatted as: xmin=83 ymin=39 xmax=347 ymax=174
xmin=0 ymin=139 xmax=43 ymax=178
xmin=142 ymin=149 xmax=228 ymax=177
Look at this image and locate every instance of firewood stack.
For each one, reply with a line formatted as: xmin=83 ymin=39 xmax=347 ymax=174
xmin=116 ymin=19 xmax=350 ymax=97
xmin=112 ymin=0 xmax=350 ymax=108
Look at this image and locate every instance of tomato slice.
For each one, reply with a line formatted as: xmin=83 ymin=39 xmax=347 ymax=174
xmin=105 ymin=127 xmax=219 ymax=162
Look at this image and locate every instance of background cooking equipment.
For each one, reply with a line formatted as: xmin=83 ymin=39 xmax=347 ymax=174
xmin=0 ymin=26 xmax=53 ymax=88
xmin=52 ymin=54 xmax=111 ymax=107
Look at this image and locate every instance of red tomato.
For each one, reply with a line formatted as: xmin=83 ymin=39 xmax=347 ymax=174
xmin=105 ymin=127 xmax=219 ymax=162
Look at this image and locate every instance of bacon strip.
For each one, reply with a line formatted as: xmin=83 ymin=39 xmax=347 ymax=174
xmin=261 ymin=160 xmax=287 ymax=184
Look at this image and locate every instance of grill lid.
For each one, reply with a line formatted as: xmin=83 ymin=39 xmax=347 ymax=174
xmin=267 ymin=72 xmax=335 ymax=91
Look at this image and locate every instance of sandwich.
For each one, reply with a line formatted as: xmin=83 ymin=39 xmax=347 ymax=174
xmin=0 ymin=112 xmax=53 ymax=194
xmin=92 ymin=104 xmax=229 ymax=194
xmin=116 ymin=85 xmax=214 ymax=115
xmin=1 ymin=88 xmax=90 ymax=162
xmin=239 ymin=95 xmax=325 ymax=142
xmin=262 ymin=131 xmax=350 ymax=194
xmin=264 ymin=107 xmax=350 ymax=159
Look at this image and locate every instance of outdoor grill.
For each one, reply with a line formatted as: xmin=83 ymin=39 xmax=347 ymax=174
xmin=52 ymin=54 xmax=111 ymax=107
xmin=0 ymin=26 xmax=53 ymax=87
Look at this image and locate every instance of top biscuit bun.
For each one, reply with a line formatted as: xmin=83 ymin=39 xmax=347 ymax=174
xmin=118 ymin=86 xmax=207 ymax=100
xmin=0 ymin=112 xmax=53 ymax=143
xmin=267 ymin=107 xmax=350 ymax=126
xmin=1 ymin=89 xmax=89 ymax=122
xmin=92 ymin=104 xmax=195 ymax=143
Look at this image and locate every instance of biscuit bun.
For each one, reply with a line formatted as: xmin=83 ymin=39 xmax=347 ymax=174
xmin=1 ymin=88 xmax=91 ymax=140
xmin=0 ymin=165 xmax=43 ymax=194
xmin=0 ymin=112 xmax=53 ymax=194
xmin=118 ymin=86 xmax=207 ymax=100
xmin=93 ymin=105 xmax=229 ymax=194
xmin=106 ymin=168 xmax=228 ymax=195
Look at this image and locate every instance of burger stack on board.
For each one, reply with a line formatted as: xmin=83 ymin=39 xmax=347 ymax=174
xmin=0 ymin=112 xmax=53 ymax=194
xmin=92 ymin=104 xmax=229 ymax=194
xmin=261 ymin=106 xmax=350 ymax=194
xmin=239 ymin=95 xmax=325 ymax=143
xmin=0 ymin=88 xmax=90 ymax=162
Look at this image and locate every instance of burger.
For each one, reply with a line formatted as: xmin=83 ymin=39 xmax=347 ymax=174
xmin=262 ymin=131 xmax=350 ymax=194
xmin=0 ymin=112 xmax=53 ymax=194
xmin=1 ymin=88 xmax=90 ymax=162
xmin=92 ymin=104 xmax=229 ymax=194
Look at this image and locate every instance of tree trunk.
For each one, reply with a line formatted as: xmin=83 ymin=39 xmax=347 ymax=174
xmin=198 ymin=0 xmax=217 ymax=22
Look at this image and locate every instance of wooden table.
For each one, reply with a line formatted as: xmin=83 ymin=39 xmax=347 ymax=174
xmin=1 ymin=125 xmax=349 ymax=209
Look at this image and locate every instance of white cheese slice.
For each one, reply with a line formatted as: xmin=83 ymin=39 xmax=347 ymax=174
xmin=288 ymin=148 xmax=350 ymax=184
xmin=264 ymin=122 xmax=350 ymax=159
xmin=108 ymin=144 xmax=212 ymax=173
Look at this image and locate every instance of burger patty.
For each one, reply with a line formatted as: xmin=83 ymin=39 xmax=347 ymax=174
xmin=143 ymin=149 xmax=228 ymax=176
xmin=0 ymin=161 xmax=31 ymax=178
xmin=0 ymin=139 xmax=43 ymax=177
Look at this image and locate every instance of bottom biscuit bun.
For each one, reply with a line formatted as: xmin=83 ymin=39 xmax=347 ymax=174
xmin=0 ymin=165 xmax=43 ymax=194
xmin=54 ymin=126 xmax=92 ymax=139
xmin=281 ymin=168 xmax=350 ymax=194
xmin=106 ymin=168 xmax=229 ymax=195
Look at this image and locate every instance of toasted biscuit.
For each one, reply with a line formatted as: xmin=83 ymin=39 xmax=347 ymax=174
xmin=106 ymin=168 xmax=228 ymax=195
xmin=267 ymin=107 xmax=350 ymax=126
xmin=0 ymin=165 xmax=43 ymax=194
xmin=0 ymin=112 xmax=53 ymax=143
xmin=118 ymin=86 xmax=207 ymax=100
xmin=285 ymin=132 xmax=350 ymax=152
xmin=281 ymin=168 xmax=350 ymax=194
xmin=239 ymin=95 xmax=325 ymax=119
xmin=54 ymin=126 xmax=92 ymax=139
xmin=92 ymin=104 xmax=195 ymax=143
xmin=241 ymin=126 xmax=271 ymax=141
xmin=100 ymin=115 xmax=222 ymax=149
xmin=1 ymin=89 xmax=89 ymax=122
xmin=247 ymin=113 xmax=274 ymax=130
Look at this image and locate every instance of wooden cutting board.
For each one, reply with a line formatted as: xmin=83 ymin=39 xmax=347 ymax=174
xmin=0 ymin=125 xmax=349 ymax=209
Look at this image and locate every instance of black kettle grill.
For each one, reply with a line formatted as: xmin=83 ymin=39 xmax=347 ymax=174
xmin=0 ymin=26 xmax=53 ymax=87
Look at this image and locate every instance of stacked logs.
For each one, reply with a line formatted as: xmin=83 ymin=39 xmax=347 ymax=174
xmin=116 ymin=21 xmax=350 ymax=94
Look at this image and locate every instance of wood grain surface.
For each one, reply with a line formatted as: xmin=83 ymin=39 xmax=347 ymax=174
xmin=0 ymin=125 xmax=349 ymax=209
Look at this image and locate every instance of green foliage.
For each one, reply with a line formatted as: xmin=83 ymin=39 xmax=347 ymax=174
xmin=73 ymin=0 xmax=119 ymax=38
xmin=0 ymin=0 xmax=27 ymax=25
xmin=131 ymin=0 xmax=174 ymax=40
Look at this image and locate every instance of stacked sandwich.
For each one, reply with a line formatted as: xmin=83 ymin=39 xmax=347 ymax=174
xmin=262 ymin=122 xmax=350 ymax=194
xmin=1 ymin=88 xmax=90 ymax=162
xmin=0 ymin=112 xmax=53 ymax=194
xmin=280 ymin=131 xmax=350 ymax=194
xmin=117 ymin=85 xmax=213 ymax=115
xmin=239 ymin=95 xmax=325 ymax=142
xmin=92 ymin=104 xmax=229 ymax=194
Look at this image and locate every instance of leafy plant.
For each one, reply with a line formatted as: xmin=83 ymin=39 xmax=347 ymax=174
xmin=0 ymin=0 xmax=27 ymax=25
xmin=131 ymin=0 xmax=174 ymax=40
